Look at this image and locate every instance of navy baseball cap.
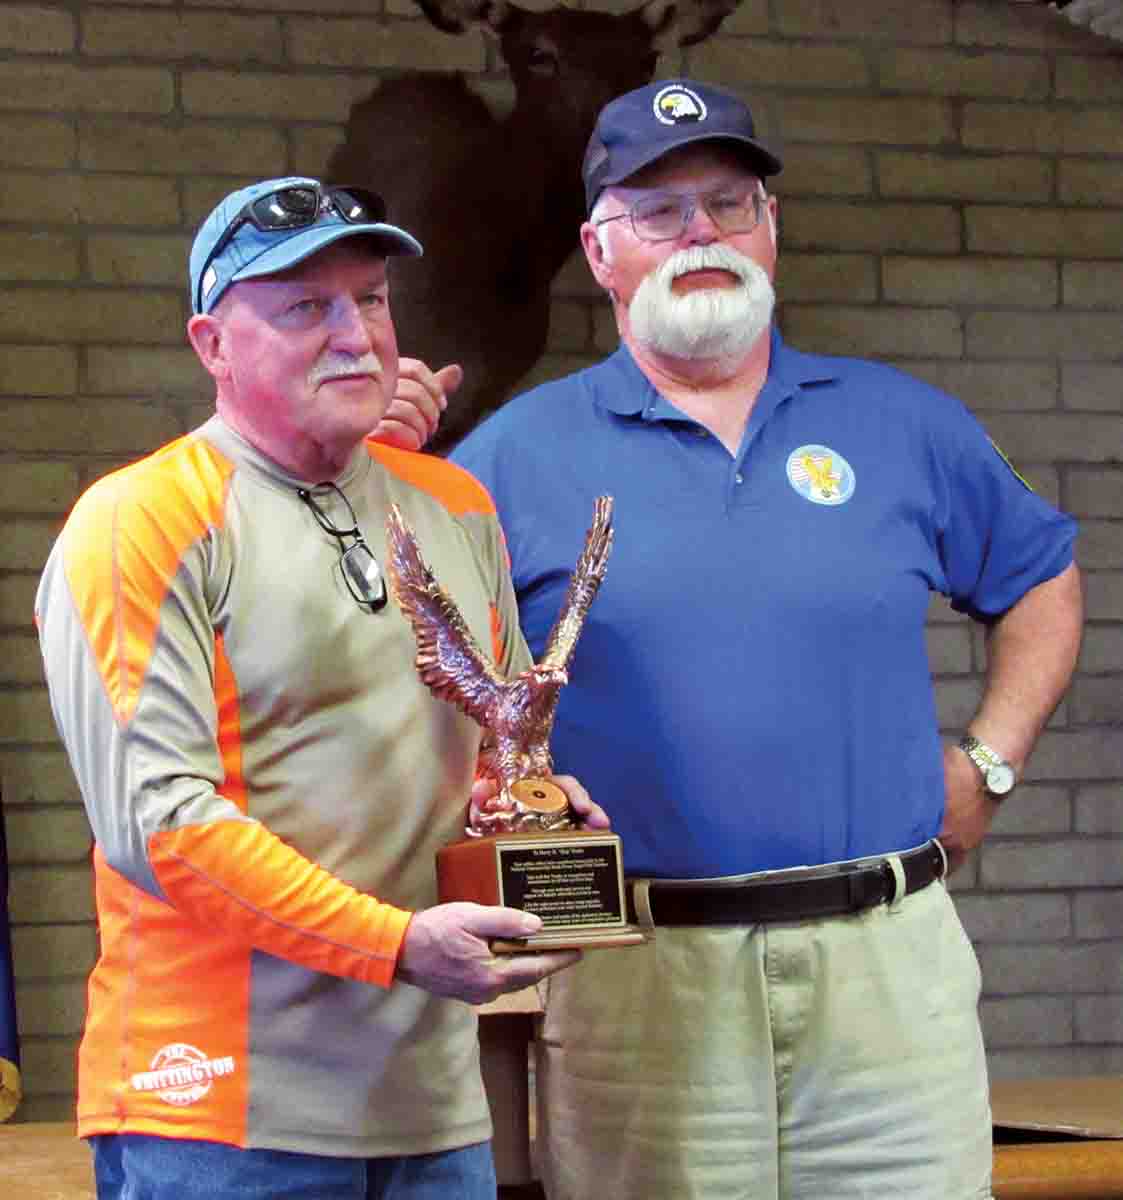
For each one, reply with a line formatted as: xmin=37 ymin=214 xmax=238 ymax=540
xmin=583 ymin=80 xmax=782 ymax=212
xmin=189 ymin=176 xmax=423 ymax=315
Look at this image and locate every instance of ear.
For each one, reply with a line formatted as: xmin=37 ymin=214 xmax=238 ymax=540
xmin=638 ymin=0 xmax=679 ymax=47
xmin=580 ymin=221 xmax=615 ymax=294
xmin=417 ymin=0 xmax=512 ymax=35
xmin=640 ymin=0 xmax=744 ymax=49
xmin=186 ymin=313 xmax=231 ymax=383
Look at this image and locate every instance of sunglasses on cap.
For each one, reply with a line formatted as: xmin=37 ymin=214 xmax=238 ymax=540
xmin=195 ymin=183 xmax=388 ymax=313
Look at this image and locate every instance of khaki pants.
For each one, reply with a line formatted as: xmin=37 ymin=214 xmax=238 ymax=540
xmin=536 ymin=880 xmax=991 ymax=1200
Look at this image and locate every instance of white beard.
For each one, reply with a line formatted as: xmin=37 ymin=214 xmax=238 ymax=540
xmin=627 ymin=244 xmax=775 ymax=360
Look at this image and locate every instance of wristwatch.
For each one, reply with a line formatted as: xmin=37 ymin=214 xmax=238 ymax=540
xmin=958 ymin=734 xmax=1016 ymax=797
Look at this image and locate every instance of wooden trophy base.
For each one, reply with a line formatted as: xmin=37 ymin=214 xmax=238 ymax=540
xmin=437 ymin=824 xmax=647 ymax=954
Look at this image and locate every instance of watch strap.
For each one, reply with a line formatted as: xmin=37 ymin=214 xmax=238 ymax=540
xmin=958 ymin=734 xmax=1016 ymax=795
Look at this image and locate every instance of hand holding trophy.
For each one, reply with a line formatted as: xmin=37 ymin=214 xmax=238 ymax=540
xmin=386 ymin=496 xmax=645 ymax=952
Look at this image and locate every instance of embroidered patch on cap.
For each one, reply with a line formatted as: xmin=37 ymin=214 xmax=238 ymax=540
xmin=653 ymin=84 xmax=708 ymax=126
xmin=786 ymin=445 xmax=856 ymax=506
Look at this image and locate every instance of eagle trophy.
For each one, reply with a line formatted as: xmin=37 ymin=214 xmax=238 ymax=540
xmin=386 ymin=495 xmax=614 ymax=836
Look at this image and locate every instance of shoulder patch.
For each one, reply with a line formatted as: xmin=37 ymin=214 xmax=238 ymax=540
xmin=988 ymin=437 xmax=1034 ymax=492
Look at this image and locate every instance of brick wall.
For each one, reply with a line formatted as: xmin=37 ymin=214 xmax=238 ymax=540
xmin=1 ymin=0 xmax=1120 ymax=1120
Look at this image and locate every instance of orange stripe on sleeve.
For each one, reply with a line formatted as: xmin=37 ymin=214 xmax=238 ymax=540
xmin=489 ymin=603 xmax=503 ymax=667
xmin=61 ymin=437 xmax=234 ymax=726
xmin=149 ymin=820 xmax=411 ymax=989
xmin=368 ymin=442 xmax=495 ymax=517
xmin=213 ymin=633 xmax=247 ymax=815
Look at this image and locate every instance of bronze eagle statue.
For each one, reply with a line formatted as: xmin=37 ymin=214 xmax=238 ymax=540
xmin=385 ymin=496 xmax=614 ymax=834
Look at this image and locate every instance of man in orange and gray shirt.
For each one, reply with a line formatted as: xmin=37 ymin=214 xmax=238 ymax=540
xmin=35 ymin=176 xmax=602 ymax=1199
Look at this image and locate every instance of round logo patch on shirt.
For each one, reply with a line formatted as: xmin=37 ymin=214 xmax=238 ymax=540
xmin=130 ymin=1042 xmax=237 ymax=1107
xmin=786 ymin=445 xmax=856 ymax=506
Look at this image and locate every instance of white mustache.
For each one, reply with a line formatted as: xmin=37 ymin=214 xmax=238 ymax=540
xmin=656 ymin=243 xmax=755 ymax=289
xmin=309 ymin=353 xmax=382 ymax=386
xmin=628 ymin=242 xmax=775 ymax=361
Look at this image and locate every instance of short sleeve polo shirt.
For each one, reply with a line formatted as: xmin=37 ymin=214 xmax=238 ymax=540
xmin=452 ymin=331 xmax=1077 ymax=877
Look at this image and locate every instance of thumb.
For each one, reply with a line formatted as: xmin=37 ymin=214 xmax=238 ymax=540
xmin=459 ymin=903 xmax=542 ymax=940
xmin=435 ymin=363 xmax=464 ymax=396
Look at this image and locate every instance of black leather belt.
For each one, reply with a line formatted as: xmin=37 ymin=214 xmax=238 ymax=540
xmin=625 ymin=840 xmax=947 ymax=927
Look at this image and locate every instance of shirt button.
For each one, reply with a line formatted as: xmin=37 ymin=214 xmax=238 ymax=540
xmin=735 ymin=473 xmax=744 ymax=484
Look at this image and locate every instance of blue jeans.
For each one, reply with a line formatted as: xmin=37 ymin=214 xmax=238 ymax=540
xmin=90 ymin=1133 xmax=497 ymax=1199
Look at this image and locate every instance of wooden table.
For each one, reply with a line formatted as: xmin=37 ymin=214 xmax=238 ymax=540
xmin=991 ymin=1076 xmax=1123 ymax=1199
xmin=993 ymin=1141 xmax=1123 ymax=1199
xmin=0 ymin=1121 xmax=95 ymax=1200
xmin=476 ymin=988 xmax=540 ymax=1186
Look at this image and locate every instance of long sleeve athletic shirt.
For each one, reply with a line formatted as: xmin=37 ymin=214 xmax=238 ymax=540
xmin=35 ymin=415 xmax=530 ymax=1157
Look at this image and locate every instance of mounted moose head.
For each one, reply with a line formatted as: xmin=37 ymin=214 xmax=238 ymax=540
xmin=327 ymin=0 xmax=745 ymax=452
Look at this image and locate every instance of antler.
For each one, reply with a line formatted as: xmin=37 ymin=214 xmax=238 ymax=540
xmin=540 ymin=495 xmax=614 ymax=672
xmin=418 ymin=0 xmax=746 ymax=46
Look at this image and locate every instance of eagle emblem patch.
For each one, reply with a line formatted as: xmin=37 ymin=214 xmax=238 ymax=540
xmin=653 ymin=84 xmax=707 ymax=126
xmin=786 ymin=445 xmax=856 ymax=506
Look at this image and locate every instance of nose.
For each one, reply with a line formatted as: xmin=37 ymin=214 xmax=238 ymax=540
xmin=681 ymin=197 xmax=721 ymax=244
xmin=327 ymin=295 xmax=375 ymax=354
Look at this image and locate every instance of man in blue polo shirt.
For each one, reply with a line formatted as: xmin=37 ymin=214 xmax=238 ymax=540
xmin=439 ymin=80 xmax=1083 ymax=1199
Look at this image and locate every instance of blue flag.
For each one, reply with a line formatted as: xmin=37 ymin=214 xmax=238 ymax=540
xmin=0 ymin=794 xmax=20 ymax=1121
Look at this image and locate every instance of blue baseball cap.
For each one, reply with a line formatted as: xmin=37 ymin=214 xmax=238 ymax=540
xmin=583 ymin=80 xmax=782 ymax=213
xmin=189 ymin=176 xmax=423 ymax=315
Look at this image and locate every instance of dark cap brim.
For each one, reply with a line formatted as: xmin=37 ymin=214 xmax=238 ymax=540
xmin=587 ymin=132 xmax=782 ymax=212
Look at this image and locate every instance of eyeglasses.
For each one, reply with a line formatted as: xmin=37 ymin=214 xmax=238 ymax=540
xmin=594 ymin=183 xmax=766 ymax=244
xmin=297 ymin=482 xmax=388 ymax=613
xmin=196 ymin=183 xmax=387 ymax=312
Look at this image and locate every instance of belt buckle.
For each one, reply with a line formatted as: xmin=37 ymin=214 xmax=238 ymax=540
xmin=844 ymin=863 xmax=890 ymax=912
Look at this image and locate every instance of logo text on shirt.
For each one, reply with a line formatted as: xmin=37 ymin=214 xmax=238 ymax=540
xmin=131 ymin=1042 xmax=236 ymax=1107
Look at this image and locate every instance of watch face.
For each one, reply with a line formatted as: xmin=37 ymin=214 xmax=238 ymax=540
xmin=986 ymin=763 xmax=1016 ymax=795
